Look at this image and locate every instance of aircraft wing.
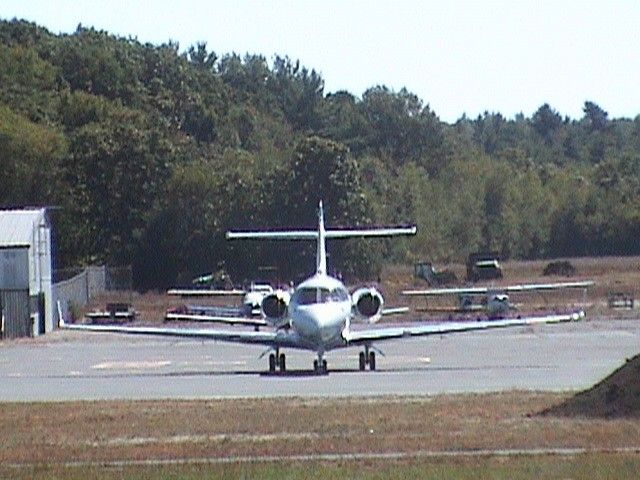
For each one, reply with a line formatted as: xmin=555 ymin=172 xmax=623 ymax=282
xmin=343 ymin=311 xmax=584 ymax=344
xmin=167 ymin=289 xmax=246 ymax=296
xmin=164 ymin=312 xmax=268 ymax=327
xmin=414 ymin=305 xmax=486 ymax=313
xmin=381 ymin=307 xmax=410 ymax=316
xmin=403 ymin=280 xmax=594 ymax=297
xmin=403 ymin=286 xmax=489 ymax=296
xmin=500 ymin=281 xmax=594 ymax=292
xmin=58 ymin=319 xmax=309 ymax=349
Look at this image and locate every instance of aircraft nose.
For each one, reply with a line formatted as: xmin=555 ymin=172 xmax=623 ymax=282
xmin=292 ymin=308 xmax=321 ymax=338
xmin=293 ymin=305 xmax=342 ymax=340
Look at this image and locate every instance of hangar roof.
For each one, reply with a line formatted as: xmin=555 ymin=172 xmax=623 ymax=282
xmin=0 ymin=209 xmax=48 ymax=247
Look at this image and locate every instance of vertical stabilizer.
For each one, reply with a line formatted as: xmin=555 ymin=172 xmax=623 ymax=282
xmin=316 ymin=201 xmax=327 ymax=275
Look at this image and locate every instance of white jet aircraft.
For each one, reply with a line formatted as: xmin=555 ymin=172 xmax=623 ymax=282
xmin=59 ymin=202 xmax=585 ymax=374
xmin=166 ymin=283 xmax=275 ymax=322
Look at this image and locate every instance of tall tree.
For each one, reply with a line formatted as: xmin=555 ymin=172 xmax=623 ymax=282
xmin=0 ymin=104 xmax=66 ymax=207
xmin=583 ymin=101 xmax=609 ymax=132
xmin=361 ymin=86 xmax=448 ymax=174
xmin=270 ymin=55 xmax=324 ymax=132
xmin=64 ymin=105 xmax=171 ymax=267
xmin=532 ymin=103 xmax=563 ymax=145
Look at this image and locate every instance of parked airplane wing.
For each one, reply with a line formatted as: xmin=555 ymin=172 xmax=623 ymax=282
xmin=500 ymin=281 xmax=594 ymax=292
xmin=403 ymin=286 xmax=488 ymax=296
xmin=164 ymin=312 xmax=268 ymax=327
xmin=167 ymin=289 xmax=246 ymax=296
xmin=403 ymin=280 xmax=594 ymax=297
xmin=381 ymin=307 xmax=410 ymax=316
xmin=343 ymin=311 xmax=585 ymax=344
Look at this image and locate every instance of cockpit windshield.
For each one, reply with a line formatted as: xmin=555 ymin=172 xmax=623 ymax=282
xmin=294 ymin=286 xmax=349 ymax=305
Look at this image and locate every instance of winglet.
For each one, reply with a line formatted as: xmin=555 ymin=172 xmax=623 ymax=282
xmin=571 ymin=310 xmax=586 ymax=321
xmin=57 ymin=300 xmax=66 ymax=328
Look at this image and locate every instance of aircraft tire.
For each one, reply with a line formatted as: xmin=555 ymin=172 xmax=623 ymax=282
xmin=359 ymin=352 xmax=366 ymax=371
xmin=313 ymin=359 xmax=319 ymax=372
xmin=369 ymin=351 xmax=376 ymax=371
xmin=269 ymin=353 xmax=276 ymax=373
xmin=279 ymin=353 xmax=286 ymax=372
xmin=322 ymin=359 xmax=327 ymax=373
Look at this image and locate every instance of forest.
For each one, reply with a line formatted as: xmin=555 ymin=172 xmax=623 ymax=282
xmin=1 ymin=19 xmax=639 ymax=290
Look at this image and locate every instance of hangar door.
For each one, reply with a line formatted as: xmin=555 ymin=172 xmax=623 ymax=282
xmin=0 ymin=246 xmax=31 ymax=338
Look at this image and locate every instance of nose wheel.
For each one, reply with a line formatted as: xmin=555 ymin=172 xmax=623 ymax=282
xmin=313 ymin=353 xmax=328 ymax=374
xmin=359 ymin=346 xmax=376 ymax=371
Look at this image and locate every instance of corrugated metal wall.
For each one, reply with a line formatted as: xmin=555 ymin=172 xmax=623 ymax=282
xmin=52 ymin=266 xmax=106 ymax=322
xmin=1 ymin=289 xmax=31 ymax=338
xmin=0 ymin=210 xmax=53 ymax=333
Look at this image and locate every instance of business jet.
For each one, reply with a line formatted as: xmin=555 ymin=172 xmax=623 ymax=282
xmin=166 ymin=283 xmax=275 ymax=323
xmin=403 ymin=281 xmax=593 ymax=317
xmin=59 ymin=202 xmax=585 ymax=374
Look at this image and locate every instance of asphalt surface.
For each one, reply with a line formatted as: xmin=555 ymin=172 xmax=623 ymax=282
xmin=1 ymin=318 xmax=638 ymax=401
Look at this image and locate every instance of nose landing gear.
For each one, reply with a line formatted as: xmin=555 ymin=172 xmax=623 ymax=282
xmin=313 ymin=352 xmax=328 ymax=374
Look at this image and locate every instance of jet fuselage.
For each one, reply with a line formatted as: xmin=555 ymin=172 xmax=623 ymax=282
xmin=288 ymin=273 xmax=351 ymax=350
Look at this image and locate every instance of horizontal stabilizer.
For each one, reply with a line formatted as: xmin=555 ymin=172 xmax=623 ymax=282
xmin=227 ymin=226 xmax=416 ymax=240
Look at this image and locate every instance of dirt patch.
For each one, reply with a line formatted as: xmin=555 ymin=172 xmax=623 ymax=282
xmin=541 ymin=354 xmax=640 ymax=418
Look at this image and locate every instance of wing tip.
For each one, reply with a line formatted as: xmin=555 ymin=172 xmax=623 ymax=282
xmin=56 ymin=300 xmax=66 ymax=328
xmin=571 ymin=310 xmax=586 ymax=321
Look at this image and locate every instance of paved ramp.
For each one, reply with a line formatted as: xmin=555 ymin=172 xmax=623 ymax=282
xmin=0 ymin=319 xmax=638 ymax=401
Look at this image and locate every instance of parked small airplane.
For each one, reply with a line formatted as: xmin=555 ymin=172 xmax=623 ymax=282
xmin=403 ymin=281 xmax=594 ymax=317
xmin=59 ymin=202 xmax=585 ymax=374
xmin=166 ymin=282 xmax=275 ymax=322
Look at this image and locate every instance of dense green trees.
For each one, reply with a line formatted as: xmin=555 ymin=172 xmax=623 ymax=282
xmin=0 ymin=104 xmax=66 ymax=206
xmin=1 ymin=18 xmax=640 ymax=289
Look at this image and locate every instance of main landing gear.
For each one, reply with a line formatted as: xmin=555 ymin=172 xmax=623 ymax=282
xmin=268 ymin=348 xmax=286 ymax=373
xmin=359 ymin=345 xmax=376 ymax=371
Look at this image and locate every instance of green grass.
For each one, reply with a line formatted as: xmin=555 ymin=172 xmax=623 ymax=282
xmin=2 ymin=394 xmax=639 ymax=479
xmin=3 ymin=454 xmax=640 ymax=480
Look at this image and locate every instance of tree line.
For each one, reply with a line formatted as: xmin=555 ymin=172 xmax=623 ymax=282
xmin=1 ymin=19 xmax=639 ymax=289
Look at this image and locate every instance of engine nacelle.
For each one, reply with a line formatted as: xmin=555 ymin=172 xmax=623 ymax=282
xmin=352 ymin=287 xmax=384 ymax=323
xmin=261 ymin=290 xmax=291 ymax=328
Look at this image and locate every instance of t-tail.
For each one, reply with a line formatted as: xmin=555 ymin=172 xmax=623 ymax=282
xmin=317 ymin=201 xmax=327 ymax=275
xmin=226 ymin=201 xmax=417 ymax=275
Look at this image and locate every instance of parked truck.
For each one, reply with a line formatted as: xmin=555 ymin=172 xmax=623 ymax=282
xmin=466 ymin=252 xmax=502 ymax=282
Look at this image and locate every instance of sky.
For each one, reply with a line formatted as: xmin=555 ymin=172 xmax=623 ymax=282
xmin=1 ymin=0 xmax=639 ymax=123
